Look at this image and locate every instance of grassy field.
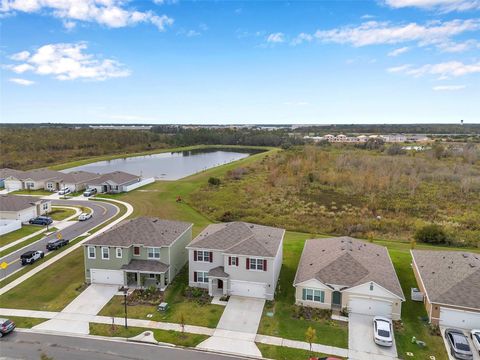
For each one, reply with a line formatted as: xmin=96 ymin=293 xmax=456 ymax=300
xmin=49 ymin=207 xmax=77 ymax=221
xmin=0 ymin=225 xmax=42 ymax=247
xmin=0 ymin=227 xmax=58 ymax=258
xmin=89 ymin=324 xmax=208 ymax=347
xmin=8 ymin=316 xmax=47 ymax=328
xmin=11 ymin=189 xmax=53 ymax=195
xmin=257 ymin=343 xmax=344 ymax=360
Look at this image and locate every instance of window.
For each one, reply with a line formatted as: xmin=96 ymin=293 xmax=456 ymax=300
xmin=101 ymin=247 xmax=109 ymax=260
xmin=147 ymin=247 xmax=160 ymax=259
xmin=229 ymin=256 xmax=238 ymax=266
xmin=47 ymin=183 xmax=53 ymax=189
xmin=26 ymin=182 xmax=34 ymax=188
xmin=88 ymin=246 xmax=96 ymax=259
xmin=196 ymin=251 xmax=211 ymax=262
xmin=43 ymin=203 xmax=48 ymax=210
xmin=133 ymin=246 xmax=140 ymax=256
xmin=149 ymin=273 xmax=156 ymax=279
xmin=196 ymin=271 xmax=208 ymax=283
xmin=116 ymin=248 xmax=122 ymax=258
xmin=249 ymin=258 xmax=264 ymax=271
xmin=302 ymin=288 xmax=325 ymax=303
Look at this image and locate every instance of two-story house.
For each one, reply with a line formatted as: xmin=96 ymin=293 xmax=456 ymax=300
xmin=83 ymin=217 xmax=193 ymax=290
xmin=187 ymin=222 xmax=285 ymax=300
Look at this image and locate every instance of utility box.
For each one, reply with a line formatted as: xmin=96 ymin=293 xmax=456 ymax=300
xmin=411 ymin=288 xmax=424 ymax=302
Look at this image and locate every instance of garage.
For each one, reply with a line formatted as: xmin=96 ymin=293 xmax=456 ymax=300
xmin=90 ymin=269 xmax=124 ymax=285
xmin=439 ymin=307 xmax=480 ymax=330
xmin=230 ymin=280 xmax=266 ymax=299
xmin=5 ymin=180 xmax=22 ymax=192
xmin=349 ymin=297 xmax=393 ymax=317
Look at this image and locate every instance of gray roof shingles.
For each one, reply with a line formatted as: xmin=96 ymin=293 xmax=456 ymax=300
xmin=85 ymin=217 xmax=193 ymax=247
xmin=412 ymin=250 xmax=480 ymax=309
xmin=0 ymin=195 xmax=48 ymax=212
xmin=294 ymin=237 xmax=404 ymax=299
xmin=188 ymin=222 xmax=285 ymax=257
xmin=86 ymin=171 xmax=140 ymax=186
xmin=122 ymin=259 xmax=169 ymax=273
xmin=208 ymin=266 xmax=229 ymax=278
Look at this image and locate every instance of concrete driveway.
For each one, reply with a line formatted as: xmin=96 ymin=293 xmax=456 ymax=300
xmin=33 ymin=284 xmax=119 ymax=334
xmin=348 ymin=313 xmax=398 ymax=360
xmin=441 ymin=327 xmax=480 ymax=360
xmin=197 ymin=296 xmax=265 ymax=357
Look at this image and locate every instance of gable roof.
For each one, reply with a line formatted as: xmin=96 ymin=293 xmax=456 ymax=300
xmin=48 ymin=171 xmax=100 ymax=184
xmin=412 ymin=250 xmax=480 ymax=309
xmin=86 ymin=171 xmax=140 ymax=186
xmin=294 ymin=237 xmax=404 ymax=299
xmin=0 ymin=168 xmax=26 ymax=179
xmin=0 ymin=195 xmax=48 ymax=212
xmin=21 ymin=169 xmax=62 ymax=182
xmin=188 ymin=222 xmax=285 ymax=257
xmin=85 ymin=217 xmax=192 ymax=247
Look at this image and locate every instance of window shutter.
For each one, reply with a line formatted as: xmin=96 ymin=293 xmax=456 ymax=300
xmin=194 ymin=250 xmax=197 ymax=261
xmin=236 ymin=257 xmax=239 ymax=266
xmin=302 ymin=288 xmax=307 ymax=301
xmin=263 ymin=259 xmax=267 ymax=271
xmin=246 ymin=258 xmax=250 ymax=270
xmin=210 ymin=252 xmax=213 ymax=263
xmin=194 ymin=271 xmax=197 ymax=282
xmin=228 ymin=256 xmax=231 ymax=266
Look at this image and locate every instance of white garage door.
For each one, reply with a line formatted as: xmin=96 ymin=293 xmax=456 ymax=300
xmin=230 ymin=280 xmax=266 ymax=299
xmin=439 ymin=308 xmax=480 ymax=330
xmin=5 ymin=180 xmax=22 ymax=192
xmin=19 ymin=208 xmax=37 ymax=223
xmin=349 ymin=297 xmax=393 ymax=317
xmin=90 ymin=269 xmax=124 ymax=285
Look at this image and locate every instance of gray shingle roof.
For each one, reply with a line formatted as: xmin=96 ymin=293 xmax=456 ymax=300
xmin=208 ymin=266 xmax=229 ymax=278
xmin=0 ymin=168 xmax=25 ymax=179
xmin=122 ymin=259 xmax=169 ymax=273
xmin=86 ymin=171 xmax=140 ymax=186
xmin=412 ymin=250 xmax=480 ymax=309
xmin=49 ymin=171 xmax=100 ymax=184
xmin=0 ymin=195 xmax=48 ymax=212
xmin=294 ymin=237 xmax=404 ymax=299
xmin=21 ymin=169 xmax=63 ymax=181
xmin=85 ymin=217 xmax=192 ymax=247
xmin=188 ymin=222 xmax=285 ymax=257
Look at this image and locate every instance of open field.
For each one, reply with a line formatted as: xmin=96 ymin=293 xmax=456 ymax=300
xmin=49 ymin=207 xmax=77 ymax=221
xmin=0 ymin=225 xmax=41 ymax=247
xmin=0 ymin=227 xmax=58 ymax=258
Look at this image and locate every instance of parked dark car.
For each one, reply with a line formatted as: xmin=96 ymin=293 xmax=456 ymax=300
xmin=20 ymin=250 xmax=44 ymax=265
xmin=0 ymin=318 xmax=16 ymax=338
xmin=445 ymin=328 xmax=473 ymax=360
xmin=29 ymin=216 xmax=53 ymax=226
xmin=46 ymin=238 xmax=69 ymax=251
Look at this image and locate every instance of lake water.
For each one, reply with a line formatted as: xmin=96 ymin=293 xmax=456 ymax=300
xmin=63 ymin=149 xmax=256 ymax=180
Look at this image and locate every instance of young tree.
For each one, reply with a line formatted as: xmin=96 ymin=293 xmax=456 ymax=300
xmin=305 ymin=326 xmax=317 ymax=355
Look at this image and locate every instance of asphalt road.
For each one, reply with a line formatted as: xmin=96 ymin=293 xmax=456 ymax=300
xmin=0 ymin=331 xmax=245 ymax=360
xmin=0 ymin=199 xmax=118 ymax=279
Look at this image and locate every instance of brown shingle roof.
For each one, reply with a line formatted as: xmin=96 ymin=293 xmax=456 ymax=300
xmin=188 ymin=222 xmax=285 ymax=257
xmin=294 ymin=237 xmax=404 ymax=299
xmin=86 ymin=171 xmax=140 ymax=186
xmin=0 ymin=195 xmax=48 ymax=212
xmin=85 ymin=217 xmax=192 ymax=247
xmin=412 ymin=250 xmax=480 ymax=309
xmin=122 ymin=259 xmax=169 ymax=273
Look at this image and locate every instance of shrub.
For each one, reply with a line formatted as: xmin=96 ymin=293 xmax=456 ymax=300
xmin=414 ymin=224 xmax=449 ymax=244
xmin=219 ymin=211 xmax=235 ymax=222
xmin=208 ymin=177 xmax=221 ymax=186
xmin=387 ymin=144 xmax=406 ymax=156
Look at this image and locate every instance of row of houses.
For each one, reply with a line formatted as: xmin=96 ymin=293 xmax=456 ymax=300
xmin=304 ymin=134 xmax=430 ymax=143
xmin=0 ymin=168 xmax=152 ymax=194
xmin=82 ymin=217 xmax=480 ymax=329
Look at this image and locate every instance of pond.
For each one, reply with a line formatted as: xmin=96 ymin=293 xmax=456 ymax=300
xmin=63 ymin=148 xmax=260 ymax=180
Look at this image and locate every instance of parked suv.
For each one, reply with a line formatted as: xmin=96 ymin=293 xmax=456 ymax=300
xmin=83 ymin=188 xmax=97 ymax=197
xmin=445 ymin=328 xmax=473 ymax=360
xmin=46 ymin=238 xmax=69 ymax=251
xmin=58 ymin=188 xmax=71 ymax=195
xmin=20 ymin=250 xmax=44 ymax=265
xmin=0 ymin=318 xmax=16 ymax=338
xmin=29 ymin=216 xmax=53 ymax=225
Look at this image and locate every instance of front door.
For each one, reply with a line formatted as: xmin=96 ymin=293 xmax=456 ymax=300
xmin=332 ymin=291 xmax=342 ymax=307
xmin=218 ymin=279 xmax=223 ymax=289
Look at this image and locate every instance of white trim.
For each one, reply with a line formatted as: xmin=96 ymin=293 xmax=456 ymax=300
xmin=101 ymin=246 xmax=109 ymax=260
xmin=295 ymin=279 xmax=331 ymax=291
xmin=344 ymin=281 xmax=404 ymax=301
xmin=147 ymin=247 xmax=161 ymax=259
xmin=88 ymin=246 xmax=96 ymax=259
xmin=116 ymin=247 xmax=122 ymax=259
xmin=248 ymin=257 xmax=265 ymax=271
xmin=196 ymin=271 xmax=209 ymax=283
xmin=133 ymin=245 xmax=141 ymax=257
xmin=196 ymin=250 xmax=211 ymax=263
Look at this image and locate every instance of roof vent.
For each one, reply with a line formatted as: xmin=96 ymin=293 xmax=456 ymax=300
xmin=469 ymin=263 xmax=476 ymax=268
xmin=250 ymin=225 xmax=254 ymax=228
xmin=309 ymin=263 xmax=313 ymax=266
xmin=432 ymin=271 xmax=435 ymax=274
xmin=463 ymin=254 xmax=469 ymax=258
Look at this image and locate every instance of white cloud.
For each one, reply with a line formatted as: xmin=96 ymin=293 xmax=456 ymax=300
xmin=266 ymin=32 xmax=285 ymax=43
xmin=185 ymin=29 xmax=200 ymax=37
xmin=361 ymin=14 xmax=376 ymax=19
xmin=10 ymin=50 xmax=30 ymax=61
xmin=7 ymin=42 xmax=130 ymax=81
xmin=436 ymin=39 xmax=479 ymax=52
xmin=388 ymin=46 xmax=410 ymax=56
xmin=9 ymin=78 xmax=35 ymax=86
xmin=388 ymin=61 xmax=480 ymax=78
xmin=62 ymin=19 xmax=76 ymax=30
xmin=433 ymin=84 xmax=466 ymax=90
xmin=313 ymin=19 xmax=480 ymax=47
xmin=384 ymin=0 xmax=480 ymax=12
xmin=291 ymin=32 xmax=313 ymax=46
xmin=0 ymin=0 xmax=174 ymax=31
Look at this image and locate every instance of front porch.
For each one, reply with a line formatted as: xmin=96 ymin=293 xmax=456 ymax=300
xmin=122 ymin=259 xmax=170 ymax=291
xmin=208 ymin=266 xmax=229 ymax=297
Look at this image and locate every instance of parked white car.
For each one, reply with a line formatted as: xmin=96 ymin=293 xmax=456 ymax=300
xmin=78 ymin=212 xmax=92 ymax=221
xmin=373 ymin=316 xmax=393 ymax=347
xmin=471 ymin=330 xmax=480 ymax=355
xmin=58 ymin=188 xmax=71 ymax=195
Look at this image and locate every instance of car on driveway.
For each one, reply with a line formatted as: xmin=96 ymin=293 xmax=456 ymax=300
xmin=78 ymin=212 xmax=92 ymax=221
xmin=471 ymin=330 xmax=480 ymax=355
xmin=0 ymin=318 xmax=15 ymax=338
xmin=46 ymin=238 xmax=69 ymax=251
xmin=445 ymin=328 xmax=473 ymax=360
xmin=20 ymin=250 xmax=44 ymax=265
xmin=83 ymin=188 xmax=97 ymax=197
xmin=29 ymin=216 xmax=53 ymax=225
xmin=58 ymin=188 xmax=71 ymax=195
xmin=373 ymin=316 xmax=393 ymax=347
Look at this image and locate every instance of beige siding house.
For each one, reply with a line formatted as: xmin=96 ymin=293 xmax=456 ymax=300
xmin=187 ymin=222 xmax=285 ymax=300
xmin=294 ymin=237 xmax=405 ymax=320
xmin=0 ymin=195 xmax=52 ymax=222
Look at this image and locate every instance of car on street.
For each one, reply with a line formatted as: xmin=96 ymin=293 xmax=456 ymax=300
xmin=46 ymin=238 xmax=69 ymax=251
xmin=83 ymin=188 xmax=97 ymax=197
xmin=373 ymin=316 xmax=393 ymax=347
xmin=58 ymin=188 xmax=71 ymax=195
xmin=445 ymin=328 xmax=473 ymax=360
xmin=78 ymin=212 xmax=92 ymax=221
xmin=20 ymin=250 xmax=44 ymax=265
xmin=0 ymin=318 xmax=15 ymax=338
xmin=29 ymin=216 xmax=53 ymax=225
xmin=471 ymin=330 xmax=480 ymax=355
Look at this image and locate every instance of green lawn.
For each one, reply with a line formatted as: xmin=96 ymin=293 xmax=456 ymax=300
xmin=49 ymin=207 xmax=77 ymax=221
xmin=0 ymin=227 xmax=58 ymax=258
xmin=8 ymin=316 xmax=47 ymax=328
xmin=11 ymin=189 xmax=53 ymax=195
xmin=257 ymin=343 xmax=345 ymax=360
xmin=99 ymin=267 xmax=224 ymax=328
xmin=89 ymin=323 xmax=208 ymax=347
xmin=0 ymin=225 xmax=42 ymax=247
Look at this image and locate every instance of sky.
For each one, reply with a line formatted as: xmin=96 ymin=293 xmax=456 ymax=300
xmin=1 ymin=0 xmax=479 ymax=125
